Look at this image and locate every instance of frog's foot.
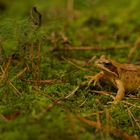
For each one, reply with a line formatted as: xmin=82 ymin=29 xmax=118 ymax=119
xmin=85 ymin=72 xmax=104 ymax=87
xmin=108 ymin=95 xmax=124 ymax=105
xmin=85 ymin=75 xmax=99 ymax=86
xmin=108 ymin=99 xmax=119 ymax=105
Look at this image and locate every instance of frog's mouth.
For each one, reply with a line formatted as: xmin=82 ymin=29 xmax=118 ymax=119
xmin=95 ymin=63 xmax=118 ymax=77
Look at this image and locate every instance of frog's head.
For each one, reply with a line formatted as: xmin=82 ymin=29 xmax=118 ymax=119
xmin=95 ymin=55 xmax=118 ymax=77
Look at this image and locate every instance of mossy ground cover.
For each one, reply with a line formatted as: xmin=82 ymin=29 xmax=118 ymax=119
xmin=0 ymin=0 xmax=140 ymax=140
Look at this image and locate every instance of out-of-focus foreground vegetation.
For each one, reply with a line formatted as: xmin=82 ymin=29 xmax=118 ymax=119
xmin=0 ymin=0 xmax=140 ymax=140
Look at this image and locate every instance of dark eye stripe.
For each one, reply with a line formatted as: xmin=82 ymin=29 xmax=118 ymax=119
xmin=104 ymin=62 xmax=112 ymax=66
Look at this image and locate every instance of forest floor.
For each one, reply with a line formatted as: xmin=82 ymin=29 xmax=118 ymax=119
xmin=0 ymin=0 xmax=140 ymax=140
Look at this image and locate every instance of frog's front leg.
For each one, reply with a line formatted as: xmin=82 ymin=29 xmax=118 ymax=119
xmin=113 ymin=79 xmax=125 ymax=104
xmin=85 ymin=71 xmax=104 ymax=86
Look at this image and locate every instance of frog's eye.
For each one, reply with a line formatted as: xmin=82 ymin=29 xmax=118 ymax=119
xmin=104 ymin=62 xmax=112 ymax=67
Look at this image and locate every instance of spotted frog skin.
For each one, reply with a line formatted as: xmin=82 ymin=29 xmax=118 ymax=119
xmin=87 ymin=55 xmax=140 ymax=104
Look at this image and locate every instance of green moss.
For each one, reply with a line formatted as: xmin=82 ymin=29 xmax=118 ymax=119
xmin=0 ymin=0 xmax=140 ymax=139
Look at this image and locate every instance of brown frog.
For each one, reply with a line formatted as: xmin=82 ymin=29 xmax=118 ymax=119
xmin=86 ymin=55 xmax=140 ymax=104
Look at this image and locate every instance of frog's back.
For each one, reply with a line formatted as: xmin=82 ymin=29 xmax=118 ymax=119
xmin=117 ymin=64 xmax=140 ymax=91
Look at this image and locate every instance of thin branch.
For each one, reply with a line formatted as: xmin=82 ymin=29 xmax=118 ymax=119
xmin=122 ymin=101 xmax=140 ymax=110
xmin=109 ymin=127 xmax=138 ymax=140
xmin=67 ymin=0 xmax=74 ymax=21
xmin=62 ymin=57 xmax=91 ymax=72
xmin=10 ymin=67 xmax=27 ymax=81
xmin=83 ymin=111 xmax=105 ymax=117
xmin=65 ymin=86 xmax=79 ymax=99
xmin=0 ymin=57 xmax=12 ymax=82
xmin=79 ymin=99 xmax=87 ymax=107
xmin=52 ymin=44 xmax=130 ymax=52
xmin=77 ymin=114 xmax=101 ymax=129
xmin=128 ymin=37 xmax=140 ymax=63
xmin=21 ymin=79 xmax=63 ymax=85
xmin=91 ymin=90 xmax=115 ymax=99
xmin=127 ymin=107 xmax=140 ymax=130
xmin=0 ymin=114 xmax=8 ymax=122
xmin=8 ymin=80 xmax=21 ymax=96
xmin=35 ymin=86 xmax=80 ymax=119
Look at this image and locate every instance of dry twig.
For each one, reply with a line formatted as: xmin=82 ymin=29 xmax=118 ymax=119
xmin=21 ymin=79 xmax=63 ymax=85
xmin=62 ymin=57 xmax=91 ymax=72
xmin=77 ymin=114 xmax=101 ymax=129
xmin=91 ymin=90 xmax=115 ymax=100
xmin=127 ymin=107 xmax=140 ymax=130
xmin=128 ymin=37 xmax=140 ymax=63
xmin=10 ymin=67 xmax=27 ymax=81
xmin=35 ymin=86 xmax=80 ymax=119
xmin=52 ymin=44 xmax=130 ymax=52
